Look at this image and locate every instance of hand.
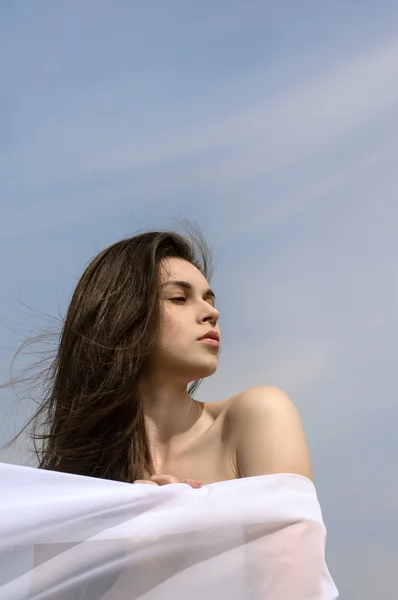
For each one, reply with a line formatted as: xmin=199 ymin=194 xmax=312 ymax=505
xmin=133 ymin=473 xmax=203 ymax=488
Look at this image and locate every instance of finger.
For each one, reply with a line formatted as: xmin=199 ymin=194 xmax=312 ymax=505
xmin=133 ymin=479 xmax=159 ymax=485
xmin=150 ymin=474 xmax=179 ymax=485
xmin=181 ymin=479 xmax=203 ymax=488
xmin=151 ymin=474 xmax=203 ymax=488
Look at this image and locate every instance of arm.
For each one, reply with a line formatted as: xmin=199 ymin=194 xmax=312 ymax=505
xmin=230 ymin=385 xmax=313 ymax=480
xmin=229 ymin=386 xmax=338 ymax=599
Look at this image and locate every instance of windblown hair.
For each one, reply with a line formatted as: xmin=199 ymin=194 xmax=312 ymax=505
xmin=2 ymin=228 xmax=212 ymax=482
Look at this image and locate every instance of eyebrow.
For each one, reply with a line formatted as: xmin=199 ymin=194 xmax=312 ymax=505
xmin=162 ymin=280 xmax=216 ymax=301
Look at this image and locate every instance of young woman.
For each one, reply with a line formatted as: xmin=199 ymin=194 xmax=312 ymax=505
xmin=10 ymin=229 xmax=312 ymax=489
xmin=2 ymin=229 xmax=338 ymax=599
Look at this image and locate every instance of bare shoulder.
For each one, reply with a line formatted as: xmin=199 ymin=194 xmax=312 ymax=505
xmin=225 ymin=386 xmax=313 ymax=481
xmin=227 ymin=385 xmax=299 ymax=419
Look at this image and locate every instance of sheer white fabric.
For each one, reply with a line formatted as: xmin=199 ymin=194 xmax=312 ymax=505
xmin=0 ymin=463 xmax=338 ymax=599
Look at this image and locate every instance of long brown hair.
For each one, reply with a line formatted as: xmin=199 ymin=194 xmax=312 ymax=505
xmin=2 ymin=228 xmax=212 ymax=482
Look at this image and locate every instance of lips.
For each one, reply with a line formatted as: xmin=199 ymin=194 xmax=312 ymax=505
xmin=198 ymin=330 xmax=220 ymax=343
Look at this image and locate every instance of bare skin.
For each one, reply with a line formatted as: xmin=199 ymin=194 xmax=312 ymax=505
xmin=135 ymin=258 xmax=312 ymax=488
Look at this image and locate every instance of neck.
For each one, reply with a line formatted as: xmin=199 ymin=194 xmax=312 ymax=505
xmin=139 ymin=373 xmax=204 ymax=450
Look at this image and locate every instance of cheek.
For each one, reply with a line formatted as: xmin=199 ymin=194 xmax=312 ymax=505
xmin=159 ymin=307 xmax=185 ymax=340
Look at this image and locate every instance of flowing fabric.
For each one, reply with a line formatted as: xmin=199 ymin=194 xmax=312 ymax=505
xmin=0 ymin=462 xmax=338 ymax=599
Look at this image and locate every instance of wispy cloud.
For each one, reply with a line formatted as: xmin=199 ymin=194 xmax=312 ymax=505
xmin=2 ymin=29 xmax=398 ymax=245
xmin=4 ymin=34 xmax=398 ymax=176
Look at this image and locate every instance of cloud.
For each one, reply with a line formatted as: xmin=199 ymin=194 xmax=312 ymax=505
xmin=3 ymin=31 xmax=398 ymax=190
xmin=2 ymin=28 xmax=398 ymax=253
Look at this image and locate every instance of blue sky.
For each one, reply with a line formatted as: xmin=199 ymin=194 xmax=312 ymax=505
xmin=1 ymin=2 xmax=398 ymax=596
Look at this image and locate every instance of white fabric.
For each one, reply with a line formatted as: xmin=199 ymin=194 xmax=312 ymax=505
xmin=0 ymin=462 xmax=338 ymax=599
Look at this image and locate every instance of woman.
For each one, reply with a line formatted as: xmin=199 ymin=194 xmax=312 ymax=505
xmin=2 ymin=228 xmax=338 ymax=599
xmin=11 ymin=229 xmax=311 ymax=489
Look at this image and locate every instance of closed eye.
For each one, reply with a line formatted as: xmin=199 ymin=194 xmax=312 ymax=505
xmin=170 ymin=297 xmax=187 ymax=303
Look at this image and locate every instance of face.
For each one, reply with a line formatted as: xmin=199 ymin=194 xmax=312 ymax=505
xmin=150 ymin=257 xmax=221 ymax=382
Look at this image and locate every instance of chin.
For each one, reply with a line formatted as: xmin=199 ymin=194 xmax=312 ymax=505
xmin=191 ymin=357 xmax=219 ymax=380
xmin=164 ymin=351 xmax=219 ymax=382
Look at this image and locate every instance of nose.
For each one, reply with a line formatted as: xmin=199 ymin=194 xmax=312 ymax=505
xmin=202 ymin=303 xmax=220 ymax=327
